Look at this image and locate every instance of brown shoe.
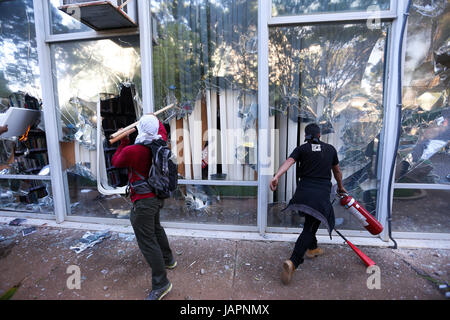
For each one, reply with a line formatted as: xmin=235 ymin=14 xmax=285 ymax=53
xmin=281 ymin=260 xmax=295 ymax=285
xmin=305 ymin=247 xmax=324 ymax=259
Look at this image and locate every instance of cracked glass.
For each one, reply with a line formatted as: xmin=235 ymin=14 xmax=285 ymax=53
xmin=268 ymin=22 xmax=388 ymax=230
xmin=397 ymin=0 xmax=449 ymax=185
xmin=151 ymin=0 xmax=258 ymax=182
xmin=51 ymin=35 xmax=142 ymax=218
xmin=0 ymin=0 xmax=54 ymax=214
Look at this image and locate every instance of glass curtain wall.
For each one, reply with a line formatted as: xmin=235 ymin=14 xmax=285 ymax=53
xmin=268 ymin=22 xmax=388 ymax=230
xmin=0 ymin=0 xmax=53 ymax=214
xmin=151 ymin=0 xmax=258 ymax=226
xmin=51 ymin=35 xmax=142 ymax=219
xmin=392 ymin=0 xmax=449 ymax=233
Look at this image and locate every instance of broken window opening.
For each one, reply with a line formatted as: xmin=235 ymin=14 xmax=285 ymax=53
xmin=397 ymin=0 xmax=449 ymax=185
xmin=268 ymin=22 xmax=388 ymax=230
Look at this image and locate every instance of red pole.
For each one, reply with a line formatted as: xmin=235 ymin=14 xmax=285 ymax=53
xmin=334 ymin=229 xmax=376 ymax=267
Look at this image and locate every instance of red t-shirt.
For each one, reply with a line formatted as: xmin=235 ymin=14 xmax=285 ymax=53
xmin=111 ymin=120 xmax=167 ymax=202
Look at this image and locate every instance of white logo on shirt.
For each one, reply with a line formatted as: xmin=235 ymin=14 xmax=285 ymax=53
xmin=312 ymin=144 xmax=321 ymax=152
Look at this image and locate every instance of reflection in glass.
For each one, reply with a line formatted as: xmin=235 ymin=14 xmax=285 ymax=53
xmin=397 ymin=0 xmax=449 ymax=185
xmin=0 ymin=0 xmax=50 ymax=179
xmin=151 ymin=0 xmax=258 ymax=181
xmin=0 ymin=177 xmax=53 ymax=213
xmin=52 ymin=36 xmax=142 ymax=218
xmin=272 ymin=0 xmax=390 ymax=16
xmin=0 ymin=0 xmax=40 ymax=99
xmin=48 ymin=0 xmax=91 ymax=34
xmin=161 ymin=185 xmax=257 ymax=226
xmin=268 ymin=23 xmax=387 ymax=228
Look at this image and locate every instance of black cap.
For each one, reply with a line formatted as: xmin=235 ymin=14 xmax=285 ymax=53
xmin=304 ymin=123 xmax=320 ymax=142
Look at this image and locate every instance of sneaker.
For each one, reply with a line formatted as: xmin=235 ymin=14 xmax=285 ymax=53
xmin=281 ymin=260 xmax=295 ymax=285
xmin=305 ymin=247 xmax=324 ymax=259
xmin=166 ymin=260 xmax=177 ymax=270
xmin=145 ymin=282 xmax=172 ymax=300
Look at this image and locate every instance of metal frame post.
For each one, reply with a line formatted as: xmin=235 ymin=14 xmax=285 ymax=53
xmin=33 ymin=0 xmax=70 ymax=223
xmin=137 ymin=0 xmax=154 ymax=114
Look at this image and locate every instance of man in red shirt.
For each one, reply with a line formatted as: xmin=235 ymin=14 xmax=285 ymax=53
xmin=112 ymin=114 xmax=175 ymax=300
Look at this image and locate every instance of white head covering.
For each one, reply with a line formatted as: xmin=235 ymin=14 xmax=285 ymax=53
xmin=134 ymin=114 xmax=162 ymax=144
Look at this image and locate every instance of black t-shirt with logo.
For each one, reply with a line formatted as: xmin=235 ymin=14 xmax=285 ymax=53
xmin=288 ymin=141 xmax=339 ymax=181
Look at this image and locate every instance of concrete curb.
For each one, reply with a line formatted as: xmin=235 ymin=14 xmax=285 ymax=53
xmin=1 ymin=216 xmax=449 ymax=249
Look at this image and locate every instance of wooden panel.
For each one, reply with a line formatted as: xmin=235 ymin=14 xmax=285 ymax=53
xmin=60 ymin=141 xmax=75 ymax=171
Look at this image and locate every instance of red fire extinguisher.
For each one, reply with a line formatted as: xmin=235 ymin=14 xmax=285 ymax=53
xmin=339 ymin=194 xmax=383 ymax=235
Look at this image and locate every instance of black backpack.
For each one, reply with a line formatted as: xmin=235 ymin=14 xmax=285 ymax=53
xmin=127 ymin=139 xmax=178 ymax=199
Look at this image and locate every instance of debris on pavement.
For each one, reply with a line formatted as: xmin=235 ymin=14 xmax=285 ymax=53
xmin=9 ymin=218 xmax=26 ymax=226
xmin=22 ymin=227 xmax=36 ymax=237
xmin=69 ymin=230 xmax=111 ymax=254
xmin=118 ymin=233 xmax=135 ymax=242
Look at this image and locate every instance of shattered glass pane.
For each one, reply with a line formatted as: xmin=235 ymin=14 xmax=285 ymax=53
xmin=268 ymin=22 xmax=387 ymax=229
xmin=397 ymin=0 xmax=449 ymax=185
xmin=272 ymin=0 xmax=390 ymax=16
xmin=0 ymin=178 xmax=54 ymax=213
xmin=151 ymin=0 xmax=258 ymax=181
xmin=161 ymin=184 xmax=257 ymax=226
xmin=0 ymin=0 xmax=41 ymax=100
xmin=48 ymin=0 xmax=91 ymax=35
xmin=52 ymin=35 xmax=143 ymax=217
xmin=0 ymin=1 xmax=51 ymax=182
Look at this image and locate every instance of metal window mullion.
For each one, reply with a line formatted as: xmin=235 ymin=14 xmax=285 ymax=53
xmin=45 ymin=29 xmax=139 ymax=43
xmin=43 ymin=0 xmax=52 ymax=40
xmin=377 ymin=0 xmax=409 ymax=242
xmin=178 ymin=179 xmax=258 ymax=186
xmin=257 ymin=0 xmax=270 ymax=237
xmin=33 ymin=0 xmax=69 ymax=223
xmin=268 ymin=11 xmax=397 ymax=26
xmin=138 ymin=0 xmax=154 ymax=113
xmin=0 ymin=175 xmax=51 ymax=181
xmin=393 ymin=183 xmax=450 ymax=190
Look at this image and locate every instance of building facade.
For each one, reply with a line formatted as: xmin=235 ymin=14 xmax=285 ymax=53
xmin=0 ymin=0 xmax=448 ymax=244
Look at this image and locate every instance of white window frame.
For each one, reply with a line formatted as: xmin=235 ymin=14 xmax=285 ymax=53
xmin=269 ymin=0 xmax=397 ymax=25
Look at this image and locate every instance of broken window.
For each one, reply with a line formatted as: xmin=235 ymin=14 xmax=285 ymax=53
xmin=0 ymin=177 xmax=53 ymax=214
xmin=271 ymin=0 xmax=391 ymax=16
xmin=161 ymin=184 xmax=257 ymax=226
xmin=51 ymin=35 xmax=142 ymax=218
xmin=397 ymin=0 xmax=449 ymax=185
xmin=151 ymin=0 xmax=258 ymax=181
xmin=0 ymin=0 xmax=52 ymax=215
xmin=268 ymin=22 xmax=388 ymax=229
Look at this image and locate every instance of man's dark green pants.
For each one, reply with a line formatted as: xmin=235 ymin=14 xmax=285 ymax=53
xmin=130 ymin=197 xmax=174 ymax=290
